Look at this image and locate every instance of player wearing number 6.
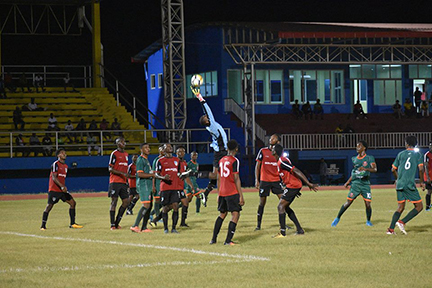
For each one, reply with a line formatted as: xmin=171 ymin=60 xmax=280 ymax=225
xmin=331 ymin=141 xmax=377 ymax=227
xmin=387 ymin=135 xmax=425 ymax=235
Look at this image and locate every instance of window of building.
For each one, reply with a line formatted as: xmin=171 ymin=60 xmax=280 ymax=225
xmin=409 ymin=65 xmax=432 ymax=79
xmin=186 ymin=71 xmax=218 ymax=98
xmin=350 ymin=64 xmax=402 ymax=79
xmin=227 ymin=70 xmax=242 ymax=104
xmin=374 ymin=80 xmax=402 ymax=105
xmin=150 ymin=74 xmax=156 ymax=89
xmin=158 ymin=73 xmax=163 ymax=88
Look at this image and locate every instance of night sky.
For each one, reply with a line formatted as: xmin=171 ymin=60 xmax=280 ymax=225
xmin=3 ymin=0 xmax=431 ymax=103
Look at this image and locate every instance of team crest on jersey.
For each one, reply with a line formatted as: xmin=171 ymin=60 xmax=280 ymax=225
xmin=350 ymin=193 xmax=354 ymax=198
xmin=363 ymin=161 xmax=368 ymax=167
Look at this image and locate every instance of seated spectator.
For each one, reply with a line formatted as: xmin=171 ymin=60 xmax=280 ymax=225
xmin=292 ymin=99 xmax=303 ymax=119
xmin=13 ymin=106 xmax=25 ymax=131
xmin=24 ymin=97 xmax=46 ymax=111
xmin=47 ymin=113 xmax=58 ymax=131
xmin=420 ymin=101 xmax=429 ymax=118
xmin=335 ymin=124 xmax=343 ymax=134
xmin=64 ymin=120 xmax=75 ymax=143
xmin=100 ymin=118 xmax=111 ymax=141
xmin=111 ymin=118 xmax=123 ymax=137
xmin=88 ymin=119 xmax=98 ymax=137
xmin=301 ymin=101 xmax=313 ymax=120
xmin=392 ymin=100 xmax=403 ymax=119
xmin=353 ymin=100 xmax=367 ymax=119
xmin=42 ymin=133 xmax=53 ymax=157
xmin=34 ymin=74 xmax=45 ymax=93
xmin=63 ymin=75 xmax=78 ymax=92
xmin=403 ymin=98 xmax=416 ymax=118
xmin=87 ymin=134 xmax=101 ymax=156
xmin=29 ymin=133 xmax=43 ymax=157
xmin=19 ymin=73 xmax=32 ymax=92
xmin=313 ymin=98 xmax=324 ymax=120
xmin=4 ymin=72 xmax=16 ymax=92
xmin=0 ymin=76 xmax=7 ymax=99
xmin=15 ymin=133 xmax=29 ymax=157
xmin=75 ymin=118 xmax=86 ymax=143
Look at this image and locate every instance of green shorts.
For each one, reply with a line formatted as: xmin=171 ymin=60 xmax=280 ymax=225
xmin=154 ymin=180 xmax=161 ymax=199
xmin=396 ymin=188 xmax=422 ymax=203
xmin=137 ymin=183 xmax=152 ymax=204
xmin=347 ymin=182 xmax=371 ymax=202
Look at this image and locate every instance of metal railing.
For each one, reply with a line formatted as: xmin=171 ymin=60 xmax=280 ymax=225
xmin=281 ymin=132 xmax=432 ymax=150
xmin=1 ymin=65 xmax=92 ymax=88
xmin=0 ymin=128 xmax=231 ymax=158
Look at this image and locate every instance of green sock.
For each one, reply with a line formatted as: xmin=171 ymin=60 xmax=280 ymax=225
xmin=400 ymin=208 xmax=419 ymax=224
xmin=133 ymin=206 xmax=146 ymax=227
xmin=196 ymin=197 xmax=201 ymax=213
xmin=337 ymin=204 xmax=347 ymax=219
xmin=366 ymin=207 xmax=372 ymax=221
xmin=389 ymin=211 xmax=401 ymax=229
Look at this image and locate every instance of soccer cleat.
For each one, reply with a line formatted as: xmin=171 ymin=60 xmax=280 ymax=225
xmin=209 ymin=239 xmax=217 ymax=244
xmin=366 ymin=221 xmax=373 ymax=227
xmin=171 ymin=229 xmax=179 ymax=234
xmin=272 ymin=232 xmax=286 ymax=238
xmin=115 ymin=225 xmax=122 ymax=230
xmin=130 ymin=226 xmax=141 ymax=233
xmin=200 ymin=193 xmax=207 ymax=207
xmin=110 ymin=226 xmax=117 ymax=230
xmin=180 ymin=223 xmax=190 ymax=228
xmin=149 ymin=221 xmax=157 ymax=228
xmin=396 ymin=221 xmax=407 ymax=235
xmin=331 ymin=218 xmax=340 ymax=227
xmin=224 ymin=241 xmax=237 ymax=246
xmin=426 ymin=206 xmax=431 ymax=212
xmin=141 ymin=229 xmax=153 ymax=233
xmin=69 ymin=223 xmax=83 ymax=229
xmin=386 ymin=228 xmax=396 ymax=235
xmin=294 ymin=229 xmax=305 ymax=235
xmin=40 ymin=227 xmax=46 ymax=231
xmin=164 ymin=229 xmax=169 ymax=234
xmin=254 ymin=226 xmax=261 ymax=231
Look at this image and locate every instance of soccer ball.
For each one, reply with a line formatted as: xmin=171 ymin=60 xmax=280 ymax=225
xmin=191 ymin=74 xmax=203 ymax=88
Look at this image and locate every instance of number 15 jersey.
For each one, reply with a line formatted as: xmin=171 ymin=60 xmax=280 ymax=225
xmin=218 ymin=155 xmax=240 ymax=197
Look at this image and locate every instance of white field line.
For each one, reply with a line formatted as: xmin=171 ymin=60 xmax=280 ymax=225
xmin=0 ymin=231 xmax=270 ymax=262
xmin=0 ymin=259 xmax=254 ymax=274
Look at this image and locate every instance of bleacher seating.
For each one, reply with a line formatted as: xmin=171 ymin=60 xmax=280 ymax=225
xmin=0 ymin=87 xmax=158 ymax=157
xmin=255 ymin=113 xmax=432 ymax=135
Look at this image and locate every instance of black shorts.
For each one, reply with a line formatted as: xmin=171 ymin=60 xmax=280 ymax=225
xmin=160 ymin=190 xmax=181 ymax=206
xmin=426 ymin=183 xmax=432 ymax=190
xmin=218 ymin=194 xmax=242 ymax=213
xmin=259 ymin=181 xmax=284 ymax=197
xmin=281 ymin=188 xmax=302 ymax=203
xmin=108 ymin=183 xmax=129 ymax=199
xmin=178 ymin=190 xmax=187 ymax=199
xmin=213 ymin=150 xmax=228 ymax=167
xmin=48 ymin=191 xmax=73 ymax=205
xmin=128 ymin=187 xmax=137 ymax=196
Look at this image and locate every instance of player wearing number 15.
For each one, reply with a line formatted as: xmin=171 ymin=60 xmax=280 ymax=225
xmin=210 ymin=140 xmax=244 ymax=245
xmin=387 ymin=136 xmax=425 ymax=235
xmin=331 ymin=141 xmax=377 ymax=227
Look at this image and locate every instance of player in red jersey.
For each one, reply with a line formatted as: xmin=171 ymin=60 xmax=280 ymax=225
xmin=210 ymin=139 xmax=244 ymax=245
xmin=424 ymin=141 xmax=432 ymax=211
xmin=40 ymin=148 xmax=83 ymax=230
xmin=126 ymin=155 xmax=139 ymax=215
xmin=155 ymin=143 xmax=183 ymax=233
xmin=108 ymin=137 xmax=130 ymax=230
xmin=272 ymin=144 xmax=318 ymax=238
xmin=254 ymin=134 xmax=283 ymax=231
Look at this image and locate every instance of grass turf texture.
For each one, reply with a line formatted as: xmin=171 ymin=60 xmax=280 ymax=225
xmin=1 ymin=188 xmax=431 ymax=288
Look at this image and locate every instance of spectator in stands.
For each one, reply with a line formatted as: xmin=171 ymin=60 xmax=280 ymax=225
xmin=335 ymin=124 xmax=343 ymax=134
xmin=24 ymin=97 xmax=46 ymax=111
xmin=353 ymin=100 xmax=367 ymax=119
xmin=4 ymin=72 xmax=16 ymax=92
xmin=19 ymin=73 xmax=32 ymax=92
xmin=301 ymin=101 xmax=313 ymax=120
xmin=420 ymin=101 xmax=429 ymax=118
xmin=313 ymin=98 xmax=324 ymax=120
xmin=29 ymin=133 xmax=43 ymax=157
xmin=100 ymin=118 xmax=111 ymax=141
xmin=42 ymin=133 xmax=53 ymax=157
xmin=15 ymin=133 xmax=29 ymax=157
xmin=88 ymin=119 xmax=98 ymax=137
xmin=75 ymin=118 xmax=86 ymax=143
xmin=403 ymin=98 xmax=416 ymax=118
xmin=63 ymin=75 xmax=78 ymax=92
xmin=65 ymin=120 xmax=75 ymax=143
xmin=0 ymin=76 xmax=7 ymax=99
xmin=13 ymin=106 xmax=25 ymax=131
xmin=292 ymin=99 xmax=302 ymax=119
xmin=87 ymin=134 xmax=101 ymax=156
xmin=414 ymin=87 xmax=422 ymax=113
xmin=319 ymin=158 xmax=328 ymax=186
xmin=34 ymin=74 xmax=45 ymax=93
xmin=47 ymin=113 xmax=58 ymax=131
xmin=111 ymin=118 xmax=123 ymax=137
xmin=392 ymin=100 xmax=403 ymax=119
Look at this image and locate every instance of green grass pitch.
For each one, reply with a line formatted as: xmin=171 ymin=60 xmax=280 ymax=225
xmin=1 ymin=188 xmax=431 ymax=288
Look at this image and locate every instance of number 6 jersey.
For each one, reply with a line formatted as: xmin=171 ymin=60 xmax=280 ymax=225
xmin=392 ymin=148 xmax=424 ymax=191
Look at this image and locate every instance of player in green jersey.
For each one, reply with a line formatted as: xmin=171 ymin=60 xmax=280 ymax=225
xmin=387 ymin=136 xmax=425 ymax=235
xmin=130 ymin=143 xmax=155 ymax=233
xmin=187 ymin=151 xmax=202 ymax=213
xmin=331 ymin=141 xmax=377 ymax=227
xmin=149 ymin=144 xmax=164 ymax=226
